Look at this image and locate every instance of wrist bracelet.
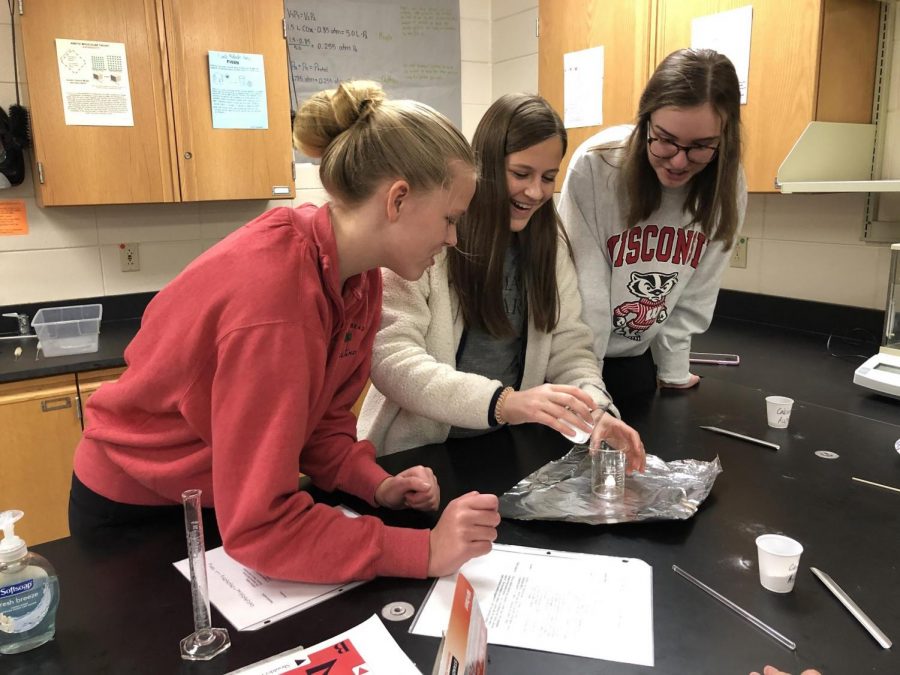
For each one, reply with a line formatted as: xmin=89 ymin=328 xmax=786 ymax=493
xmin=494 ymin=386 xmax=515 ymax=425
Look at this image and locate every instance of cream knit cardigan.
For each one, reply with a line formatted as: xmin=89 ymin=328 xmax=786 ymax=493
xmin=358 ymin=242 xmax=616 ymax=456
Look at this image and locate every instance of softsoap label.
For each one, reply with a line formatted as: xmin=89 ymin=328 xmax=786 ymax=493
xmin=0 ymin=577 xmax=51 ymax=634
xmin=0 ymin=580 xmax=34 ymax=597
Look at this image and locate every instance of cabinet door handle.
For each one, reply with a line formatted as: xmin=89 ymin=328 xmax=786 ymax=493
xmin=41 ymin=396 xmax=72 ymax=412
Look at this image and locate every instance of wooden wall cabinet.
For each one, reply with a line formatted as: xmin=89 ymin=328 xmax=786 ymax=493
xmin=652 ymin=0 xmax=880 ymax=193
xmin=538 ymin=0 xmax=880 ymax=193
xmin=20 ymin=0 xmax=296 ymax=206
xmin=0 ymin=368 xmax=124 ymax=545
xmin=0 ymin=375 xmax=82 ymax=545
xmin=539 ymin=0 xmax=655 ymax=189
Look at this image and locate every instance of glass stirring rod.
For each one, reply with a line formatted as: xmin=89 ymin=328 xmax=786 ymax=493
xmin=673 ymin=565 xmax=796 ymax=650
xmin=179 ymin=489 xmax=231 ymax=661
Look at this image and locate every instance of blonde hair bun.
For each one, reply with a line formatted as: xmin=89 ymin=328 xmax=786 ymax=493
xmin=294 ymin=80 xmax=386 ymax=158
xmin=294 ymin=78 xmax=474 ymax=206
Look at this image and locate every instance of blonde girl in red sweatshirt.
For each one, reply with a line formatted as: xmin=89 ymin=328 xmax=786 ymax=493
xmin=70 ymin=81 xmax=500 ymax=584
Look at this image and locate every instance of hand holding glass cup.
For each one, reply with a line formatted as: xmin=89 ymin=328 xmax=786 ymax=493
xmin=587 ymin=410 xmax=647 ymax=476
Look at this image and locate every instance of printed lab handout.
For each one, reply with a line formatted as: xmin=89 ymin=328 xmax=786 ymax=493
xmin=412 ymin=543 xmax=654 ymax=666
xmin=173 ymin=546 xmax=365 ymax=631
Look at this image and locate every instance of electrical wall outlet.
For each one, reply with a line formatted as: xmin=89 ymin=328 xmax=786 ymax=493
xmin=119 ymin=242 xmax=141 ymax=272
xmin=730 ymin=236 xmax=748 ymax=269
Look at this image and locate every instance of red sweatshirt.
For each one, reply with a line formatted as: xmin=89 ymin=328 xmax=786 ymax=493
xmin=75 ymin=203 xmax=430 ymax=583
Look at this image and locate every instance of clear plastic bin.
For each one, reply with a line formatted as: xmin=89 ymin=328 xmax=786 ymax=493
xmin=31 ymin=304 xmax=103 ymax=357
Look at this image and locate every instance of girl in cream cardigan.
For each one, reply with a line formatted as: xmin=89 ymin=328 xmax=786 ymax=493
xmin=359 ymin=93 xmax=645 ymax=473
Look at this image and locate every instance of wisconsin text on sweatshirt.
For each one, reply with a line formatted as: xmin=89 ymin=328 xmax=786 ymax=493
xmin=606 ymin=224 xmax=708 ymax=269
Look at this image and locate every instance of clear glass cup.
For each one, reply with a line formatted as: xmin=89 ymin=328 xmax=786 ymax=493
xmin=591 ymin=442 xmax=625 ymax=500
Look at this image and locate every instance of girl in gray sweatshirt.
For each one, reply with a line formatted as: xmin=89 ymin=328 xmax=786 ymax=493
xmin=559 ymin=48 xmax=747 ymax=400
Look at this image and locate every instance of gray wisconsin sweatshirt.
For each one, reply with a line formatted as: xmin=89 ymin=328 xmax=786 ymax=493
xmin=558 ymin=125 xmax=746 ymax=385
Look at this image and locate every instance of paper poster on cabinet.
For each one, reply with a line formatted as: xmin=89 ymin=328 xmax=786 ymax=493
xmin=208 ymin=51 xmax=269 ymax=130
xmin=691 ymin=5 xmax=752 ymax=104
xmin=55 ymin=39 xmax=134 ymax=126
xmin=563 ymin=46 xmax=604 ymax=129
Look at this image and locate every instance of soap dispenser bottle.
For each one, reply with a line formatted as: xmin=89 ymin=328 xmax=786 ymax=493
xmin=0 ymin=510 xmax=60 ymax=654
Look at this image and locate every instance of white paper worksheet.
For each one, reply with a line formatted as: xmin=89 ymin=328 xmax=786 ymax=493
xmin=173 ymin=546 xmax=365 ymax=631
xmin=173 ymin=506 xmax=363 ymax=631
xmin=411 ymin=543 xmax=654 ymax=666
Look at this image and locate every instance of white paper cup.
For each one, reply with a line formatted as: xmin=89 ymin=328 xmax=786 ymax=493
xmin=756 ymin=534 xmax=803 ymax=593
xmin=765 ymin=396 xmax=794 ymax=429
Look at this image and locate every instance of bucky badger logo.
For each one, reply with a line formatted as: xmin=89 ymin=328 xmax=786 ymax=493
xmin=612 ymin=271 xmax=679 ymax=341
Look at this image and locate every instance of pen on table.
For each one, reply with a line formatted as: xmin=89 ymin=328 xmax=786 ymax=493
xmin=851 ymin=476 xmax=900 ymax=495
xmin=810 ymin=567 xmax=892 ymax=649
xmin=699 ymin=425 xmax=780 ymax=451
xmin=672 ymin=564 xmax=796 ymax=650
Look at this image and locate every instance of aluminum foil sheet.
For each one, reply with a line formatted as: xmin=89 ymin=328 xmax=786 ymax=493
xmin=499 ymin=445 xmax=722 ymax=525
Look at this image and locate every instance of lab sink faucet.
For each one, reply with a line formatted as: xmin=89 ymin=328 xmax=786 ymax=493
xmin=2 ymin=312 xmax=31 ymax=336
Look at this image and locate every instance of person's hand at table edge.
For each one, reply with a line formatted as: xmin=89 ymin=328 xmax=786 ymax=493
xmin=427 ymin=492 xmax=499 ymax=577
xmin=750 ymin=666 xmax=822 ymax=675
xmin=658 ymin=373 xmax=701 ymax=389
xmin=375 ymin=465 xmax=440 ymax=511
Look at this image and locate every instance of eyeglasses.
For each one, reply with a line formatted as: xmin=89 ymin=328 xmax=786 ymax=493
xmin=647 ymin=134 xmax=719 ymax=164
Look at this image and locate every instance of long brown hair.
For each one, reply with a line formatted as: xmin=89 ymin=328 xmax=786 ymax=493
xmin=448 ymin=94 xmax=569 ymax=336
xmin=597 ymin=49 xmax=741 ymax=247
xmin=294 ymin=80 xmax=475 ymax=205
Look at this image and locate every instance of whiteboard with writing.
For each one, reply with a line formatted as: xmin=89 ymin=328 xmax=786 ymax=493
xmin=285 ymin=0 xmax=461 ymax=135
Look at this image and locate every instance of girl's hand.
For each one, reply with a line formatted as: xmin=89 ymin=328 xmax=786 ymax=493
xmin=427 ymin=492 xmax=500 ymax=577
xmin=589 ymin=412 xmax=646 ymax=474
xmin=658 ymin=373 xmax=701 ymax=389
xmin=501 ymin=384 xmax=595 ymax=436
xmin=375 ymin=465 xmax=440 ymax=511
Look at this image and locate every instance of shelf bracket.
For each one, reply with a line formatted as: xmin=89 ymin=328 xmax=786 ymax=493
xmin=774 ymin=2 xmax=900 ymax=242
xmin=864 ymin=0 xmax=900 ymax=242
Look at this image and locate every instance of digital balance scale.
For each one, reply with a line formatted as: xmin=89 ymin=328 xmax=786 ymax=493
xmin=854 ymin=243 xmax=900 ymax=399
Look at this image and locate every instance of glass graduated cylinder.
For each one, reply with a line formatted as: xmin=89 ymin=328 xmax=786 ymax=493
xmin=180 ymin=488 xmax=230 ymax=661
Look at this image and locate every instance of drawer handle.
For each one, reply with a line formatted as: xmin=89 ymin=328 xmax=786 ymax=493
xmin=41 ymin=397 xmax=72 ymax=412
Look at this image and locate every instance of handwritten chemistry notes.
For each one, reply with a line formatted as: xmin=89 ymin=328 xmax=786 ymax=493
xmin=284 ymin=0 xmax=461 ymax=128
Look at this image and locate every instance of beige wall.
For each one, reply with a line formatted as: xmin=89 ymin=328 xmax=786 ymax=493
xmin=0 ymin=1 xmax=893 ymax=310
